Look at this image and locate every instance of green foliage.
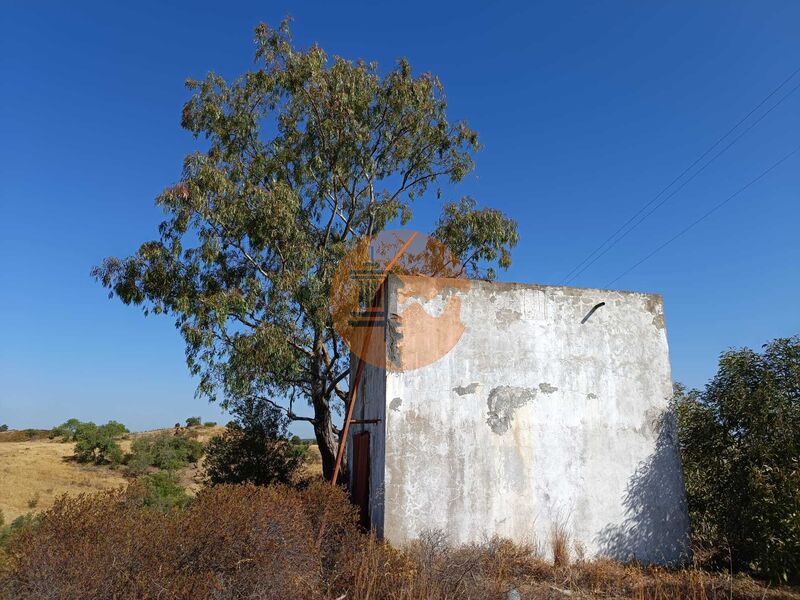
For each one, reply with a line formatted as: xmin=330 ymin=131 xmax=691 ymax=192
xmin=203 ymin=421 xmax=217 ymax=427
xmin=92 ymin=19 xmax=518 ymax=479
xmin=140 ymin=471 xmax=192 ymax=511
xmin=205 ymin=399 xmax=303 ymax=486
xmin=0 ymin=424 xmax=8 ymax=432
xmin=677 ymin=336 xmax=800 ymax=581
xmin=433 ymin=197 xmax=518 ymax=280
xmin=51 ymin=418 xmax=83 ymax=441
xmin=128 ymin=432 xmax=204 ymax=474
xmin=185 ymin=416 xmax=202 ymax=427
xmin=73 ymin=421 xmax=128 ymax=465
xmin=0 ymin=512 xmax=41 ymax=549
xmin=101 ymin=420 xmax=129 ymax=439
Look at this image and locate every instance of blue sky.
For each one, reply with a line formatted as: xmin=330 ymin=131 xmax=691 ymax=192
xmin=1 ymin=1 xmax=798 ymax=436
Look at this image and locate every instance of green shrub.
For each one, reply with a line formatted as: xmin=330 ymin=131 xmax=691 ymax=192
xmin=50 ymin=418 xmax=83 ymax=442
xmin=140 ymin=471 xmax=191 ymax=511
xmin=203 ymin=421 xmax=217 ymax=427
xmin=204 ymin=400 xmax=304 ymax=486
xmin=128 ymin=432 xmax=204 ymax=474
xmin=0 ymin=424 xmax=8 ymax=432
xmin=677 ymin=336 xmax=800 ymax=582
xmin=101 ymin=420 xmax=129 ymax=439
xmin=72 ymin=421 xmax=127 ymax=465
xmin=0 ymin=512 xmax=41 ymax=549
xmin=185 ymin=416 xmax=202 ymax=428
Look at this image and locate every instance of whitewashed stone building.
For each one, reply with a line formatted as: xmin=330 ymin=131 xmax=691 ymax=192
xmin=347 ymin=274 xmax=690 ymax=565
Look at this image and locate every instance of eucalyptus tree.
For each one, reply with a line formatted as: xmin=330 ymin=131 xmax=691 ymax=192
xmin=94 ymin=20 xmax=518 ymax=478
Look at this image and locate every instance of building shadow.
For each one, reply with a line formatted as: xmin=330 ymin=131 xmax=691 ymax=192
xmin=595 ymin=407 xmax=691 ymax=566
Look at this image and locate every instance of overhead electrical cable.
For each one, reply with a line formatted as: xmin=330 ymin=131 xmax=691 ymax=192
xmin=604 ymin=144 xmax=800 ymax=287
xmin=562 ymin=65 xmax=800 ymax=285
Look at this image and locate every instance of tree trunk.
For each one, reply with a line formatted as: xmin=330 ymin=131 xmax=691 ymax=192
xmin=312 ymin=393 xmax=339 ymax=480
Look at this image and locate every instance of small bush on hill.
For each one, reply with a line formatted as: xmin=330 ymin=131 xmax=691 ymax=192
xmin=140 ymin=471 xmax=191 ymax=511
xmin=127 ymin=432 xmax=204 ymax=474
xmin=0 ymin=424 xmax=8 ymax=432
xmin=677 ymin=336 xmax=800 ymax=582
xmin=204 ymin=399 xmax=304 ymax=486
xmin=203 ymin=421 xmax=216 ymax=427
xmin=185 ymin=416 xmax=202 ymax=428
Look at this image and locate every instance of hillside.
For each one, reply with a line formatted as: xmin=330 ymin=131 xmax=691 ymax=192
xmin=0 ymin=435 xmax=128 ymax=523
xmin=0 ymin=426 xmax=323 ymax=524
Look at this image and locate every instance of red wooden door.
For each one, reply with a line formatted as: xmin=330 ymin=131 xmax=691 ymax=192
xmin=351 ymin=431 xmax=371 ymax=529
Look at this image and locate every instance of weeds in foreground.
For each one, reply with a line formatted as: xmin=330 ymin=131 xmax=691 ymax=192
xmin=0 ymin=482 xmax=795 ymax=599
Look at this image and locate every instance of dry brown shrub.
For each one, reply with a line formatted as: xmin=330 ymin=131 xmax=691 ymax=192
xmin=0 ymin=481 xmax=359 ymax=599
xmin=1 ymin=485 xmax=797 ymax=600
xmin=0 ymin=430 xmax=50 ymax=443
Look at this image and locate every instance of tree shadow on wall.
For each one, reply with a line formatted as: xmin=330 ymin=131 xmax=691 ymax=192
xmin=595 ymin=408 xmax=691 ymax=566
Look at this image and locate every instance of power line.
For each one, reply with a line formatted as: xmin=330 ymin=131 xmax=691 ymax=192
xmin=564 ymin=77 xmax=800 ymax=284
xmin=562 ymin=65 xmax=800 ymax=284
xmin=604 ymin=144 xmax=800 ymax=287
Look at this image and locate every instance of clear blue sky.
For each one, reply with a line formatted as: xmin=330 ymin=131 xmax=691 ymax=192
xmin=1 ymin=1 xmax=798 ymax=436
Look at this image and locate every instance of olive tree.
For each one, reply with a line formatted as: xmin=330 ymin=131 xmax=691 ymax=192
xmin=93 ymin=20 xmax=518 ymax=478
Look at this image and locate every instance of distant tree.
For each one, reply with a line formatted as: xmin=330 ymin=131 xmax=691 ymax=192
xmin=73 ymin=421 xmax=128 ymax=465
xmin=185 ymin=416 xmax=202 ymax=428
xmin=676 ymin=336 xmax=800 ymax=581
xmin=93 ymin=19 xmax=518 ymax=478
xmin=101 ymin=420 xmax=129 ymax=438
xmin=0 ymin=424 xmax=8 ymax=432
xmin=204 ymin=398 xmax=304 ymax=486
xmin=50 ymin=418 xmax=82 ymax=442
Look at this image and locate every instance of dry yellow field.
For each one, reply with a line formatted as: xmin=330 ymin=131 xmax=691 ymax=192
xmin=0 ymin=429 xmax=322 ymax=524
xmin=0 ymin=437 xmax=129 ymax=523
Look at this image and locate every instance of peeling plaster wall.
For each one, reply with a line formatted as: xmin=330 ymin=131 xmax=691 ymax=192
xmin=374 ymin=275 xmax=689 ymax=565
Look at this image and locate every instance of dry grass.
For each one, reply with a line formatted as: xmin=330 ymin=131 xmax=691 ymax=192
xmin=0 ymin=427 xmax=322 ymax=523
xmin=1 ymin=480 xmax=798 ymax=599
xmin=300 ymin=443 xmax=324 ymax=479
xmin=0 ymin=426 xmax=213 ymax=521
xmin=0 ymin=438 xmax=128 ymax=523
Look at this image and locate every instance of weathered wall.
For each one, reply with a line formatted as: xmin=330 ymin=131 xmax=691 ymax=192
xmin=377 ymin=274 xmax=689 ymax=565
xmin=347 ymin=350 xmax=386 ymax=535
